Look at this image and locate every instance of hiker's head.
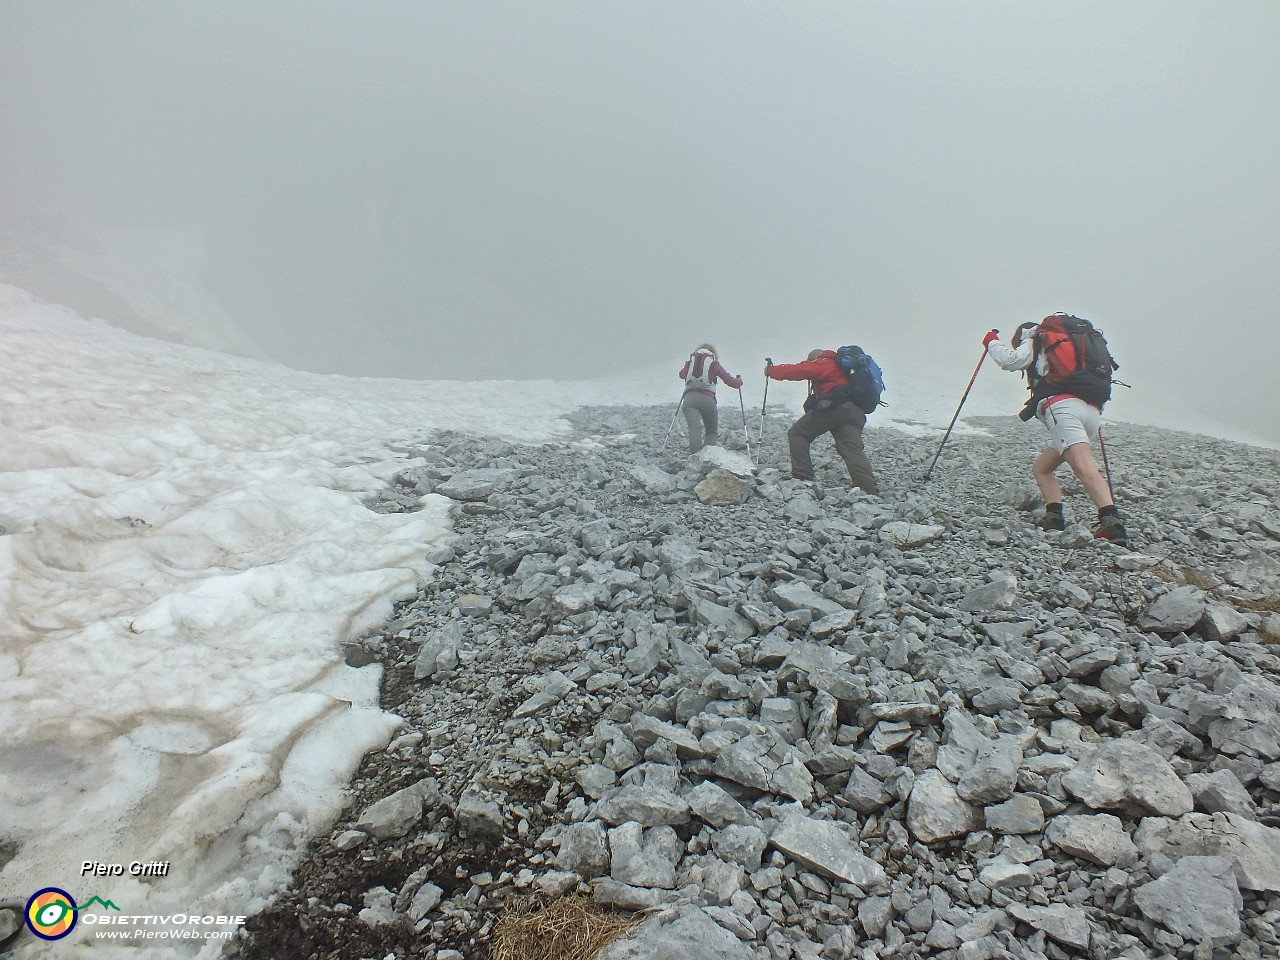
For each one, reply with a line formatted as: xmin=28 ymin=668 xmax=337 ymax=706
xmin=807 ymin=349 xmax=823 ymax=361
xmin=694 ymin=342 xmax=717 ymax=358
xmin=1011 ymin=322 xmax=1038 ymax=349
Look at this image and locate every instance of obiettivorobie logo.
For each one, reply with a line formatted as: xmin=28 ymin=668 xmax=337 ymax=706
xmin=24 ymin=888 xmax=121 ymax=941
xmin=23 ymin=888 xmax=245 ymax=944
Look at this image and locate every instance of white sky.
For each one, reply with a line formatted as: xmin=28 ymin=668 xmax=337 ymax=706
xmin=0 ymin=1 xmax=1277 ymax=442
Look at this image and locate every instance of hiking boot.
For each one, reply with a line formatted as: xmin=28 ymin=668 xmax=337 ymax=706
xmin=1093 ymin=515 xmax=1128 ymax=545
xmin=1036 ymin=511 xmax=1066 ymax=532
xmin=790 ymin=473 xmax=814 ymax=482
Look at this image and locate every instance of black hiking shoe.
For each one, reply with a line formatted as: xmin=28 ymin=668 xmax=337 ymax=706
xmin=1093 ymin=515 xmax=1128 ymax=546
xmin=1036 ymin=511 xmax=1066 ymax=532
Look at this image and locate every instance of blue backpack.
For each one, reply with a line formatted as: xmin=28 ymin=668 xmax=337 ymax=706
xmin=835 ymin=345 xmax=885 ymax=415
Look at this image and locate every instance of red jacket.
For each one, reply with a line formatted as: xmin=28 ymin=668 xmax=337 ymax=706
xmin=766 ymin=351 xmax=848 ymax=396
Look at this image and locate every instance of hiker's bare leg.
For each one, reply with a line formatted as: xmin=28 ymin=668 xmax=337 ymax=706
xmin=1062 ymin=441 xmax=1114 ymax=509
xmin=1033 ymin=448 xmax=1066 ymax=504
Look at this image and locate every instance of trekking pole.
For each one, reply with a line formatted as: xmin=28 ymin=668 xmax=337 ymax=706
xmin=922 ymin=342 xmax=991 ymax=485
xmin=737 ymin=387 xmax=751 ymax=460
xmin=1098 ymin=426 xmax=1116 ymax=502
xmin=663 ymin=394 xmax=685 ymax=444
xmin=755 ymin=359 xmax=772 ymax=468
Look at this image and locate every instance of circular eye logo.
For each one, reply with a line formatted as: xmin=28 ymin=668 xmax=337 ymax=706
xmin=25 ymin=887 xmax=78 ymax=940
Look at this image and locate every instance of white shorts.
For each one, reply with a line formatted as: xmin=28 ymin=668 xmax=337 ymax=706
xmin=1038 ymin=397 xmax=1102 ymax=454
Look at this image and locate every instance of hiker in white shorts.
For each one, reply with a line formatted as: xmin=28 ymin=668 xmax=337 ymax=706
xmin=1042 ymin=396 xmax=1101 ymax=454
xmin=983 ymin=318 xmax=1127 ymax=545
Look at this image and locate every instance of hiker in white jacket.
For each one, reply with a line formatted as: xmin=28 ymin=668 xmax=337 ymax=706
xmin=984 ymin=319 xmax=1127 ymax=544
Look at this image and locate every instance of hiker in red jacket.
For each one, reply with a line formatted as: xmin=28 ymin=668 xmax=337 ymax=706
xmin=765 ymin=350 xmax=878 ymax=493
xmin=678 ymin=343 xmax=743 ymax=454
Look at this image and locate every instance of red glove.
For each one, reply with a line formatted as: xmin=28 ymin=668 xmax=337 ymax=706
xmin=982 ymin=329 xmax=1000 ymax=347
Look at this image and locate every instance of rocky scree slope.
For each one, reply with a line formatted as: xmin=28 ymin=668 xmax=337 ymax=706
xmin=230 ymin=407 xmax=1280 ymax=960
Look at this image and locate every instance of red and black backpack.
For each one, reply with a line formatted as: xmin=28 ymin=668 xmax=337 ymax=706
xmin=1020 ymin=313 xmax=1119 ymax=419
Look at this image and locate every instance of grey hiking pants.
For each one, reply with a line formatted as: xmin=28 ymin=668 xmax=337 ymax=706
xmin=788 ymin=401 xmax=879 ymax=493
xmin=682 ymin=390 xmax=718 ymax=454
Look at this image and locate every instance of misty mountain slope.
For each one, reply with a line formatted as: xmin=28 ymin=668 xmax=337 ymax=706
xmin=0 ymin=222 xmax=270 ymax=361
xmin=231 ymin=405 xmax=1280 ymax=960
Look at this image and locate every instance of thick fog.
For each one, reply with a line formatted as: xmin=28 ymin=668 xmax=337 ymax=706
xmin=1 ymin=2 xmax=1277 ymax=441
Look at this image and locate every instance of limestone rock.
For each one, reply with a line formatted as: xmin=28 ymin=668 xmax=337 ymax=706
xmin=0 ymin=908 xmax=21 ymax=944
xmin=579 ymin=518 xmax=618 ymax=556
xmin=1198 ymin=601 xmax=1249 ymax=642
xmin=984 ymin=794 xmax=1045 ymax=835
xmin=694 ymin=469 xmax=751 ymax=506
xmin=406 ymin=883 xmax=444 ymax=922
xmin=629 ymin=464 xmax=677 ymax=494
xmin=608 ymin=822 xmax=680 ymax=889
xmin=906 ymin=770 xmax=982 ymax=843
xmin=513 ymin=671 xmax=577 ymax=718
xmin=684 ymin=781 xmax=749 ymax=828
xmin=596 ymin=786 xmax=692 ymax=827
xmin=1134 ymin=812 xmax=1280 ymax=892
xmin=1133 ymin=855 xmax=1243 ymax=946
xmin=1061 ymin=739 xmax=1193 ymax=816
xmin=958 ymin=572 xmax=1018 ymax=613
xmin=879 ymin=521 xmax=945 ymax=548
xmin=354 ymin=783 xmax=425 ymax=840
xmin=1005 ymin=903 xmax=1092 ymax=951
xmin=436 ymin=468 xmax=515 ymax=501
xmin=357 ymin=886 xmax=400 ymax=928
xmin=457 ymin=789 xmax=504 ymax=839
xmin=767 ymin=582 xmax=846 ymax=619
xmin=712 ymin=733 xmax=814 ymax=802
xmin=592 ymin=878 xmax=669 ymax=911
xmin=630 ymin=714 xmax=707 ymax=759
xmin=414 ymin=623 xmax=463 ymax=680
xmin=597 ymin=905 xmax=758 ymax=959
xmin=1186 ymin=768 xmax=1257 ymax=819
xmin=768 ymin=813 xmax=887 ymax=888
xmin=1044 ymin=813 xmax=1138 ymax=867
xmin=1138 ymin=585 xmax=1206 ymax=634
xmin=556 ymin=821 xmax=610 ymax=878
xmin=955 ymin=735 xmax=1023 ymax=804
xmin=711 ymin=823 xmax=768 ymax=871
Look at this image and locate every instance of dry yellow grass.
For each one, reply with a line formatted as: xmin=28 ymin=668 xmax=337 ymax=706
xmin=492 ymin=896 xmax=642 ymax=960
xmin=1152 ymin=562 xmax=1219 ymax=591
xmin=1238 ymin=594 xmax=1280 ymax=615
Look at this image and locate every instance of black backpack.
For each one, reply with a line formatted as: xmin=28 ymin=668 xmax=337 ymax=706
xmin=1020 ymin=314 xmax=1119 ymax=419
